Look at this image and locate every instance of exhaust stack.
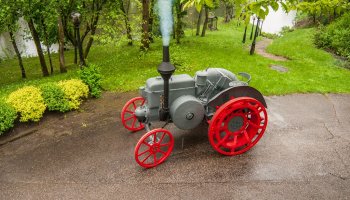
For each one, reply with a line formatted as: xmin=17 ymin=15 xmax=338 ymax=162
xmin=158 ymin=46 xmax=175 ymax=121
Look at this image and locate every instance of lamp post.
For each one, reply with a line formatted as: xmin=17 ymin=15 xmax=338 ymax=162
xmin=71 ymin=12 xmax=86 ymax=67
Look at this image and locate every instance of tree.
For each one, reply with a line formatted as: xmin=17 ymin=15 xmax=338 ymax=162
xmin=182 ymin=0 xmax=214 ymax=37
xmin=58 ymin=14 xmax=67 ymax=73
xmin=0 ymin=0 xmax=26 ymax=78
xmin=21 ymin=0 xmax=50 ymax=77
xmin=221 ymin=0 xmax=235 ymax=23
xmin=141 ymin=0 xmax=151 ymax=50
xmin=294 ymin=0 xmax=350 ymax=24
xmin=174 ymin=0 xmax=186 ymax=43
xmin=196 ymin=8 xmax=203 ymax=36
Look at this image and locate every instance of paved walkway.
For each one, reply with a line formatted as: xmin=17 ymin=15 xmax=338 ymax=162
xmin=0 ymin=92 xmax=349 ymax=199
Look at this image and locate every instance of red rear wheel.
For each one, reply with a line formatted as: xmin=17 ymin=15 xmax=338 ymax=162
xmin=208 ymin=97 xmax=268 ymax=156
xmin=121 ymin=97 xmax=145 ymax=132
xmin=135 ymin=129 xmax=174 ymax=168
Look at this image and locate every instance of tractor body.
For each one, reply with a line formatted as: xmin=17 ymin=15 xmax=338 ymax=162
xmin=135 ymin=68 xmax=265 ymax=130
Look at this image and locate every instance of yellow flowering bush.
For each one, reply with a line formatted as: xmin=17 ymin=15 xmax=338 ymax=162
xmin=58 ymin=79 xmax=89 ymax=110
xmin=6 ymin=86 xmax=46 ymax=122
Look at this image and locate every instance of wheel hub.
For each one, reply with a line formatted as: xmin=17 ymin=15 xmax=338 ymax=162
xmin=227 ymin=115 xmax=245 ymax=132
xmin=150 ymin=144 xmax=160 ymax=153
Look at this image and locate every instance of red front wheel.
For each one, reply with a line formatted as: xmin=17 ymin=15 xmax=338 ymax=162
xmin=121 ymin=97 xmax=145 ymax=132
xmin=208 ymin=97 xmax=268 ymax=156
xmin=134 ymin=129 xmax=174 ymax=168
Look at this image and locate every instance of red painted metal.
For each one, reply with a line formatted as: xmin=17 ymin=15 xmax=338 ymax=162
xmin=208 ymin=97 xmax=268 ymax=156
xmin=121 ymin=97 xmax=145 ymax=132
xmin=134 ymin=128 xmax=174 ymax=168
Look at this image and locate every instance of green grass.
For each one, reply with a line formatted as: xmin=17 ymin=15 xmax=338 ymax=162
xmin=1 ymin=21 xmax=350 ymax=101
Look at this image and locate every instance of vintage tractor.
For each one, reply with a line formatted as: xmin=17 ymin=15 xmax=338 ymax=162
xmin=121 ymin=46 xmax=268 ymax=168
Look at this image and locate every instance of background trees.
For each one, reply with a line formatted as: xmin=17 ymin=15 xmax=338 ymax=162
xmin=1 ymin=0 xmax=349 ymax=80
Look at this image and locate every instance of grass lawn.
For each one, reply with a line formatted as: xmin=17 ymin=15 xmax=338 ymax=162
xmin=1 ymin=21 xmax=349 ymax=101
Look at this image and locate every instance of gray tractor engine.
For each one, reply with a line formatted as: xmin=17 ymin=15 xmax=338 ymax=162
xmin=136 ymin=68 xmax=250 ymax=130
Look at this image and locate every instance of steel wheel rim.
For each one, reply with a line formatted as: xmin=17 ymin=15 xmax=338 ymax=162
xmin=209 ymin=97 xmax=268 ymax=156
xmin=135 ymin=129 xmax=174 ymax=168
xmin=121 ymin=97 xmax=145 ymax=131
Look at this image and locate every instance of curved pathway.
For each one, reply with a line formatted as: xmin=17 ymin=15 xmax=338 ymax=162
xmin=256 ymin=38 xmax=289 ymax=61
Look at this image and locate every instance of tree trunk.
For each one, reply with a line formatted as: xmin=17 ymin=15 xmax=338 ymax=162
xmin=9 ymin=31 xmax=26 ymax=79
xmin=148 ymin=0 xmax=155 ymax=43
xmin=141 ymin=0 xmax=150 ymax=50
xmin=201 ymin=7 xmax=209 ymax=37
xmin=196 ymin=8 xmax=203 ymax=36
xmin=120 ymin=0 xmax=133 ymax=46
xmin=242 ymin=25 xmax=247 ymax=43
xmin=58 ymin=15 xmax=67 ymax=73
xmin=175 ymin=3 xmax=183 ymax=44
xmin=250 ymin=19 xmax=260 ymax=55
xmin=84 ymin=15 xmax=99 ymax=59
xmin=224 ymin=6 xmax=231 ymax=23
xmin=250 ymin=18 xmax=255 ymax=40
xmin=74 ymin=28 xmax=78 ymax=64
xmin=41 ymin=19 xmax=54 ymax=74
xmin=259 ymin=21 xmax=263 ymax=36
xmin=46 ymin=45 xmax=54 ymax=74
xmin=27 ymin=18 xmax=49 ymax=77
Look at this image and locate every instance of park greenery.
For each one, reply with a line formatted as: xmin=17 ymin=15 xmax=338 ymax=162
xmin=0 ymin=0 xmax=350 ymax=134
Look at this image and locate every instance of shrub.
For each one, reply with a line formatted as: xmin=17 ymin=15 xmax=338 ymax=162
xmin=0 ymin=102 xmax=17 ymax=135
xmin=314 ymin=13 xmax=350 ymax=60
xmin=40 ymin=83 xmax=71 ymax=112
xmin=79 ymin=64 xmax=103 ymax=98
xmin=6 ymin=86 xmax=46 ymax=122
xmin=58 ymin=79 xmax=89 ymax=110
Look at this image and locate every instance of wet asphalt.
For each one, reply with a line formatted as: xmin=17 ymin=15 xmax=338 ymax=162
xmin=0 ymin=92 xmax=349 ymax=199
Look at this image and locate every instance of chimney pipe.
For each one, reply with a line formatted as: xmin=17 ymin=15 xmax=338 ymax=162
xmin=158 ymin=46 xmax=175 ymax=121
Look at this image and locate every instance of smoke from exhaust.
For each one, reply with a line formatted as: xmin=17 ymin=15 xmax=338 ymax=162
xmin=157 ymin=0 xmax=173 ymax=46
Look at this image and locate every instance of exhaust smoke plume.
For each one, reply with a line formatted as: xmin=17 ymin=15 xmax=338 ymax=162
xmin=157 ymin=0 xmax=173 ymax=46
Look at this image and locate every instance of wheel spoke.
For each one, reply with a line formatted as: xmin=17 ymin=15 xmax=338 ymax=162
xmin=141 ymin=99 xmax=145 ymax=105
xmin=248 ymin=121 xmax=263 ymax=129
xmin=160 ymin=142 xmax=172 ymax=147
xmin=215 ymin=133 xmax=230 ymax=148
xmin=230 ymin=135 xmax=238 ymax=152
xmin=124 ymin=116 xmax=134 ymax=122
xmin=138 ymin=149 xmax=150 ymax=157
xmin=142 ymin=153 xmax=153 ymax=163
xmin=125 ymin=110 xmax=133 ymax=114
xmin=131 ymin=118 xmax=136 ymax=128
xmin=132 ymin=102 xmax=136 ymax=110
xmin=158 ymin=132 xmax=166 ymax=144
xmin=142 ymin=141 xmax=151 ymax=147
xmin=158 ymin=150 xmax=166 ymax=155
xmin=243 ymin=130 xmax=251 ymax=144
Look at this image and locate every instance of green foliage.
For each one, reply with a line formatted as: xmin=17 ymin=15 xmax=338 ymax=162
xmin=280 ymin=26 xmax=295 ymax=35
xmin=6 ymin=86 xmax=46 ymax=122
xmin=0 ymin=102 xmax=17 ymax=135
xmin=314 ymin=13 xmax=350 ymax=60
xmin=40 ymin=83 xmax=71 ymax=112
xmin=58 ymin=79 xmax=89 ymax=110
xmin=261 ymin=32 xmax=279 ymax=39
xmin=79 ymin=65 xmax=103 ymax=98
xmin=295 ymin=0 xmax=350 ymax=22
